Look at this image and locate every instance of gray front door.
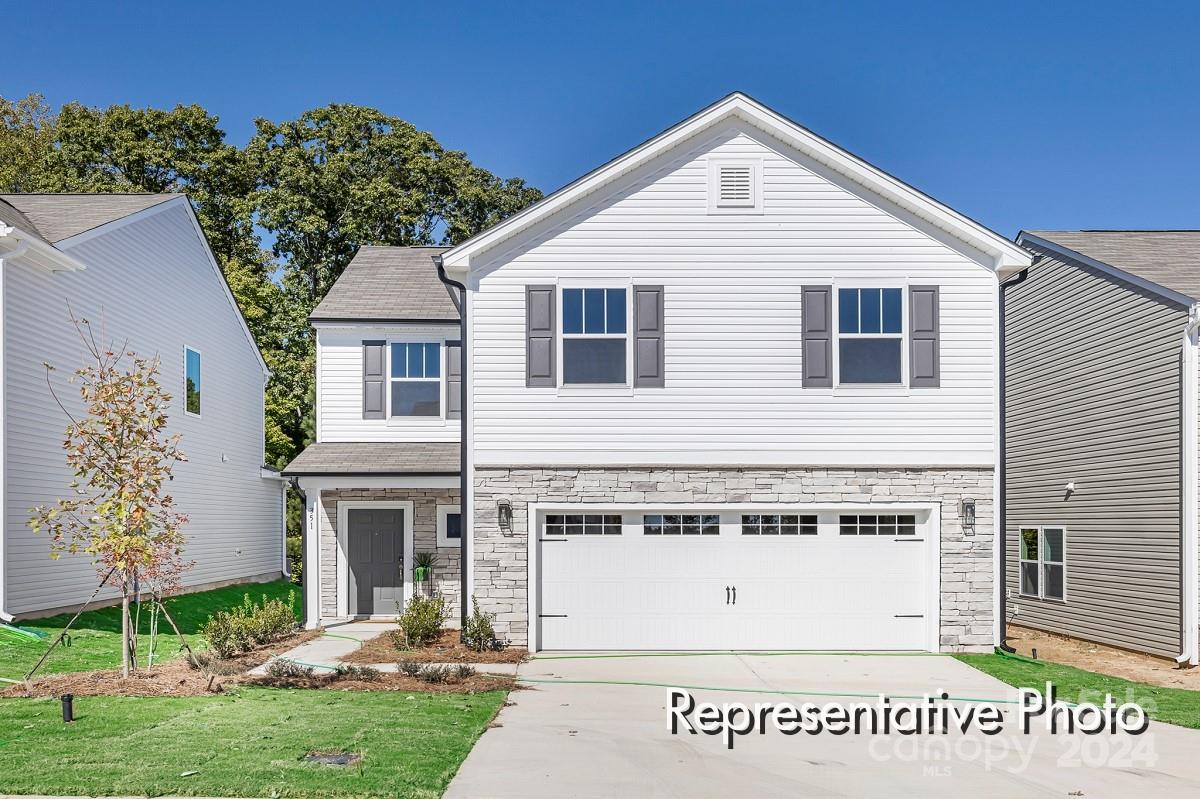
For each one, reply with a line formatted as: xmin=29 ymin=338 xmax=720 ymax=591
xmin=347 ymin=508 xmax=404 ymax=616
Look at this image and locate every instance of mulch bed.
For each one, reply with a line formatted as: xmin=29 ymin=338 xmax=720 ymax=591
xmin=341 ymin=628 xmax=527 ymax=666
xmin=245 ymin=671 xmax=515 ymax=694
xmin=2 ymin=628 xmax=324 ymax=699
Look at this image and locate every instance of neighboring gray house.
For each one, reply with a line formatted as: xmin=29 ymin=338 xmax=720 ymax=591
xmin=1006 ymin=230 xmax=1200 ymax=664
xmin=0 ymin=193 xmax=287 ymax=619
xmin=287 ymin=94 xmax=1033 ymax=654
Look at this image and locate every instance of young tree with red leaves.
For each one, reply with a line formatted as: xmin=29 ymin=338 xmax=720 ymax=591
xmin=29 ymin=315 xmax=191 ymax=678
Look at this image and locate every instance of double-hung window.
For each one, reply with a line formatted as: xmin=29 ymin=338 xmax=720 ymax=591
xmin=390 ymin=342 xmax=441 ymax=417
xmin=562 ymin=287 xmax=627 ymax=384
xmin=838 ymin=287 xmax=903 ymax=384
xmin=1019 ymin=527 xmax=1066 ymax=601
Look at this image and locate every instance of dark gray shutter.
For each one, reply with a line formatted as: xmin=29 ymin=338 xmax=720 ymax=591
xmin=526 ymin=285 xmax=556 ymax=387
xmin=446 ymin=340 xmax=462 ymax=419
xmin=909 ymin=285 xmax=940 ymax=387
xmin=633 ymin=285 xmax=665 ymax=387
xmin=362 ymin=340 xmax=386 ymax=419
xmin=801 ymin=286 xmax=832 ymax=388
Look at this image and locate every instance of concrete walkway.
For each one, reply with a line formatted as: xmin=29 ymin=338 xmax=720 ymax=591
xmin=446 ymin=652 xmax=1200 ymax=798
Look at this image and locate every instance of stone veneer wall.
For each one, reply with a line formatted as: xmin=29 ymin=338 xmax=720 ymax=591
xmin=318 ymin=488 xmax=461 ymax=621
xmin=472 ymin=467 xmax=994 ymax=651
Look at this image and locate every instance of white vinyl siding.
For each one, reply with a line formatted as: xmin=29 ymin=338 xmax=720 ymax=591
xmin=315 ymin=327 xmax=459 ymax=442
xmin=3 ymin=202 xmax=282 ymax=615
xmin=469 ymin=125 xmax=997 ymax=467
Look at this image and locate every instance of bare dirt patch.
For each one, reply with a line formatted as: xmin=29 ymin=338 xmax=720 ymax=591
xmin=1006 ymin=624 xmax=1200 ymax=690
xmin=341 ymin=628 xmax=527 ymax=666
xmin=3 ymin=628 xmax=323 ymax=698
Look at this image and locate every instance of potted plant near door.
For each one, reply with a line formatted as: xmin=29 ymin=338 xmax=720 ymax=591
xmin=413 ymin=552 xmax=438 ymax=596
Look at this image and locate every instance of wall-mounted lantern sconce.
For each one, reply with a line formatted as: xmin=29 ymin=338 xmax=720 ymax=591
xmin=959 ymin=498 xmax=976 ymax=534
xmin=497 ymin=499 xmax=512 ymax=531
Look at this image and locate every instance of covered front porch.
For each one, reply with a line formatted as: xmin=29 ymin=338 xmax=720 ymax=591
xmin=283 ymin=442 xmax=462 ymax=629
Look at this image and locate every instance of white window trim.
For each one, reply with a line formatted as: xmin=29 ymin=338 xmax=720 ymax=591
xmin=832 ymin=282 xmax=909 ymax=389
xmin=556 ymin=280 xmax=634 ymax=391
xmin=437 ymin=504 xmax=462 ymax=548
xmin=183 ymin=345 xmax=202 ymax=419
xmin=707 ymin=157 xmax=764 ymax=214
xmin=386 ymin=337 xmax=447 ymax=422
xmin=336 ymin=500 xmax=414 ymax=619
xmin=1018 ymin=525 xmax=1068 ymax=602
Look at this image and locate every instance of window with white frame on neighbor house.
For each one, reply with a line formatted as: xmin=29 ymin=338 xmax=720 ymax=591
xmin=390 ymin=342 xmax=441 ymax=416
xmin=184 ymin=346 xmax=201 ymax=416
xmin=437 ymin=505 xmax=461 ymax=547
xmin=562 ymin=287 xmax=627 ymax=384
xmin=838 ymin=287 xmax=903 ymax=384
xmin=1020 ymin=527 xmax=1066 ymax=601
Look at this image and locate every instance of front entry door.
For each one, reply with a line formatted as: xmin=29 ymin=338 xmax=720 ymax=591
xmin=347 ymin=508 xmax=405 ymax=616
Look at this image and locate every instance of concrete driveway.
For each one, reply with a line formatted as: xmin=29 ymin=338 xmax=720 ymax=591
xmin=446 ymin=652 xmax=1200 ymax=798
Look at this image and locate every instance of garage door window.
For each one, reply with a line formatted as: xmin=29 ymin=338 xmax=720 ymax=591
xmin=839 ymin=514 xmax=916 ymax=535
xmin=545 ymin=514 xmax=622 ymax=535
xmin=741 ymin=514 xmax=818 ymax=535
xmin=643 ymin=514 xmax=719 ymax=535
xmin=1020 ymin=527 xmax=1066 ymax=601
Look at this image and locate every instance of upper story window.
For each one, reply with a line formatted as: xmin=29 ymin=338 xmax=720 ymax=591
xmin=184 ymin=346 xmax=201 ymax=417
xmin=838 ymin=288 xmax=903 ymax=384
xmin=390 ymin=342 xmax=441 ymax=417
xmin=562 ymin=288 xmax=627 ymax=384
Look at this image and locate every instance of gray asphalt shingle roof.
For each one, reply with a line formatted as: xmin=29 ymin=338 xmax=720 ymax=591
xmin=281 ymin=442 xmax=460 ymax=476
xmin=0 ymin=197 xmax=53 ymax=245
xmin=310 ymin=246 xmax=459 ymax=323
xmin=1024 ymin=230 xmax=1200 ymax=303
xmin=0 ymin=193 xmax=178 ymax=243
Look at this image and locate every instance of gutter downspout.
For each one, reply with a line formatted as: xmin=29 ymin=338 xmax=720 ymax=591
xmin=0 ymin=247 xmax=15 ymax=622
xmin=1179 ymin=303 xmax=1200 ymax=666
xmin=289 ymin=477 xmax=309 ymax=629
xmin=434 ymin=254 xmax=470 ymax=634
xmin=997 ymin=266 xmax=1028 ymax=654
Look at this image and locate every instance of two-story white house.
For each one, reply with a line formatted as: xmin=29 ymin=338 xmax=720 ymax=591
xmin=0 ymin=193 xmax=287 ymax=619
xmin=288 ymin=94 xmax=1031 ymax=652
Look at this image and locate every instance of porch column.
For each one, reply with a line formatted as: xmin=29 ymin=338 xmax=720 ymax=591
xmin=302 ymin=484 xmax=321 ymax=629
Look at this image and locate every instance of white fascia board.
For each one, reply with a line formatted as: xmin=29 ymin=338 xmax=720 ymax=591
xmin=1018 ymin=233 xmax=1197 ymax=308
xmin=441 ymin=92 xmax=1031 ymax=273
xmin=0 ymin=225 xmax=86 ymax=272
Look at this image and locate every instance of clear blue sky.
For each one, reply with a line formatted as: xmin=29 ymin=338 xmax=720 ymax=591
xmin=5 ymin=1 xmax=1198 ymax=237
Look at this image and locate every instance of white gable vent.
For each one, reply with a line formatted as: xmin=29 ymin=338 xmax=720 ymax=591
xmin=708 ymin=158 xmax=762 ymax=213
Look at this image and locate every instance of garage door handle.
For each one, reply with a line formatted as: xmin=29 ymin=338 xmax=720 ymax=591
xmin=732 ymin=586 xmax=736 ymax=605
xmin=894 ymin=538 xmax=924 ymax=543
xmin=725 ymin=586 xmax=730 ymax=604
xmin=894 ymin=614 xmax=924 ymax=618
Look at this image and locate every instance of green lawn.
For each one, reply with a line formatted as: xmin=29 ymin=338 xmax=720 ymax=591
xmin=0 ymin=687 xmax=506 ymax=799
xmin=0 ymin=580 xmax=298 ymax=680
xmin=956 ymin=652 xmax=1200 ymax=729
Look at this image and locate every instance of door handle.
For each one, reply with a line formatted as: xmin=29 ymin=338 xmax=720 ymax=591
xmin=732 ymin=586 xmax=737 ymax=605
xmin=725 ymin=586 xmax=730 ymax=605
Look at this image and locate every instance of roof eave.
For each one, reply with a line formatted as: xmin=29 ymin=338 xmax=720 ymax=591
xmin=1017 ymin=231 xmax=1197 ymax=307
xmin=0 ymin=223 xmax=86 ymax=272
xmin=440 ymin=92 xmax=1031 ymax=273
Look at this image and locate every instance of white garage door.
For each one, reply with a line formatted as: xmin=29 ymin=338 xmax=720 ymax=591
xmin=536 ymin=509 xmax=932 ymax=651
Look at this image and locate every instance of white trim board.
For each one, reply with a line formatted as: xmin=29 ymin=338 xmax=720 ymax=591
xmin=441 ymin=93 xmax=1030 ymax=274
xmin=335 ymin=500 xmax=414 ymax=620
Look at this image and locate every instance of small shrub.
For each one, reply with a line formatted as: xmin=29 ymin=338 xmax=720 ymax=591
xmin=462 ymin=597 xmax=503 ymax=652
xmin=397 ymin=594 xmax=448 ymax=648
xmin=266 ymin=658 xmax=314 ymax=679
xmin=286 ymin=536 xmax=303 ymax=585
xmin=201 ymin=590 xmax=298 ymax=658
xmin=397 ymin=660 xmax=422 ymax=677
xmin=416 ymin=664 xmax=453 ymax=684
xmin=453 ymin=664 xmax=477 ymax=680
xmin=333 ymin=664 xmax=381 ymax=682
